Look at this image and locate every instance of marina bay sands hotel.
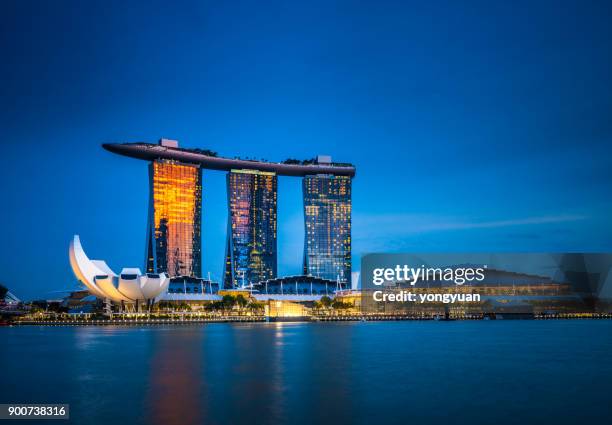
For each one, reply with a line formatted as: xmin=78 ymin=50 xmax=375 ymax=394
xmin=103 ymin=139 xmax=355 ymax=289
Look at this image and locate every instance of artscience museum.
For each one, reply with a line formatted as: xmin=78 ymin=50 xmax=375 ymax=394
xmin=69 ymin=235 xmax=170 ymax=310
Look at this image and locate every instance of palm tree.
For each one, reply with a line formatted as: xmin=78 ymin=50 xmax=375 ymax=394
xmin=235 ymin=294 xmax=248 ymax=314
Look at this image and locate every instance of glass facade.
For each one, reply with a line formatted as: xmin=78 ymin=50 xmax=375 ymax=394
xmin=303 ymin=175 xmax=352 ymax=283
xmin=224 ymin=169 xmax=277 ymax=288
xmin=146 ymin=160 xmax=202 ymax=277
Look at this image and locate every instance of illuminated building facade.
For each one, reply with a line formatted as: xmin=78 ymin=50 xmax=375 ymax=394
xmin=146 ymin=159 xmax=202 ymax=277
xmin=104 ymin=140 xmax=356 ymax=285
xmin=303 ymin=175 xmax=352 ymax=283
xmin=224 ymin=169 xmax=278 ymax=288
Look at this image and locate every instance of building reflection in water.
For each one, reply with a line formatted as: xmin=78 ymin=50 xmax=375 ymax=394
xmin=145 ymin=327 xmax=205 ymax=425
xmin=221 ymin=323 xmax=356 ymax=424
xmin=140 ymin=323 xmax=356 ymax=425
xmin=220 ymin=323 xmax=286 ymax=423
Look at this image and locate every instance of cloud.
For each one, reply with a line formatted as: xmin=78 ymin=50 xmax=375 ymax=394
xmin=350 ymin=213 xmax=589 ymax=258
xmin=353 ymin=213 xmax=587 ymax=237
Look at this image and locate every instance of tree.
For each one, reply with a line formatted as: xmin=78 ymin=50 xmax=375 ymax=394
xmin=249 ymin=301 xmax=265 ymax=314
xmin=191 ymin=148 xmax=218 ymax=157
xmin=157 ymin=301 xmax=173 ymax=311
xmin=283 ymin=158 xmax=301 ymax=164
xmin=235 ymin=295 xmax=248 ymax=313
xmin=320 ymin=296 xmax=332 ymax=308
xmin=222 ymin=295 xmax=236 ymax=312
xmin=0 ymin=283 xmax=8 ymax=299
xmin=332 ymin=300 xmax=351 ymax=310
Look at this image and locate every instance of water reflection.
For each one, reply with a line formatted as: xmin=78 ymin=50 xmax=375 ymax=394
xmin=138 ymin=323 xmax=356 ymax=425
xmin=145 ymin=327 xmax=204 ymax=425
xmin=4 ymin=322 xmax=612 ymax=425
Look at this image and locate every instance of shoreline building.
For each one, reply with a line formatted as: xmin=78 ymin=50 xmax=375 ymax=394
xmin=103 ymin=139 xmax=356 ymax=284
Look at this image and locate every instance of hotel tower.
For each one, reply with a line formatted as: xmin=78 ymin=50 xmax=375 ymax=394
xmin=303 ymin=174 xmax=352 ymax=283
xmin=224 ymin=169 xmax=278 ymax=288
xmin=145 ymin=158 xmax=202 ymax=277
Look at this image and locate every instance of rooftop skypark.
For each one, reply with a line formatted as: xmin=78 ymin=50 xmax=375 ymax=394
xmin=103 ymin=140 xmax=356 ymax=177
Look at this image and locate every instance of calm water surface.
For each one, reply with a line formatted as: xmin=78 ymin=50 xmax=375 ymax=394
xmin=1 ymin=321 xmax=612 ymax=425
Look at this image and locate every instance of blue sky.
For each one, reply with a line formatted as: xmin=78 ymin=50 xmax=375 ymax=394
xmin=1 ymin=0 xmax=612 ymax=300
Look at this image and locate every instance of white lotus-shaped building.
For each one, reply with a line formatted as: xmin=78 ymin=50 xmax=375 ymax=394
xmin=69 ymin=235 xmax=169 ymax=303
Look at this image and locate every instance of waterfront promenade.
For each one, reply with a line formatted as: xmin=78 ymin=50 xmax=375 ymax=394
xmin=10 ymin=311 xmax=612 ymax=326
